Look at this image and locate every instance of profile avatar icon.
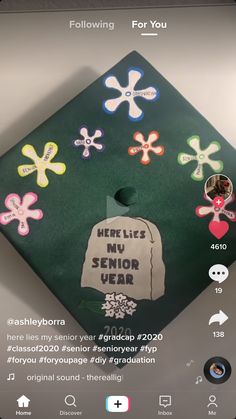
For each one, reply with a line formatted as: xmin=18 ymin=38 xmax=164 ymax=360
xmin=209 ymin=362 xmax=225 ymax=379
xmin=204 ymin=357 xmax=231 ymax=384
xmin=204 ymin=174 xmax=233 ymax=202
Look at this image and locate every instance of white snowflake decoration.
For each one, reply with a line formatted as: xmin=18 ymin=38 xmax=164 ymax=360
xmin=103 ymin=67 xmax=159 ymax=121
xmin=102 ymin=293 xmax=137 ymax=319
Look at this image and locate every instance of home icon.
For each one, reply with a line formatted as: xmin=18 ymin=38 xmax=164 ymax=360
xmin=17 ymin=395 xmax=30 ymax=408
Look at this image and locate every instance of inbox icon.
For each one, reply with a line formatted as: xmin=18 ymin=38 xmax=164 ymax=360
xmin=106 ymin=396 xmax=130 ymax=412
xmin=159 ymin=395 xmax=172 ymax=408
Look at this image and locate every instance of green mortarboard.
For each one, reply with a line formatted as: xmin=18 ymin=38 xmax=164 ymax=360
xmin=0 ymin=51 xmax=236 ymax=359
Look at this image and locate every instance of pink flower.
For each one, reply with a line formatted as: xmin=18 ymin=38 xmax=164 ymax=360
xmin=0 ymin=193 xmax=43 ymax=236
xmin=196 ymin=194 xmax=236 ymax=239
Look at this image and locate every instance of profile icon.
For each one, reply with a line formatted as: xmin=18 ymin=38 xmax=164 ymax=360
xmin=204 ymin=357 xmax=231 ymax=384
xmin=204 ymin=174 xmax=233 ymax=202
xmin=209 ymin=362 xmax=225 ymax=379
xmin=207 ymin=395 xmax=218 ymax=408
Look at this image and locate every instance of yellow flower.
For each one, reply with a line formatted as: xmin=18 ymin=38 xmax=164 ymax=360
xmin=18 ymin=142 xmax=66 ymax=188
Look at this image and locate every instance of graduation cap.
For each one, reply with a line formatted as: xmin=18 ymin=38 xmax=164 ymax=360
xmin=0 ymin=51 xmax=236 ymax=360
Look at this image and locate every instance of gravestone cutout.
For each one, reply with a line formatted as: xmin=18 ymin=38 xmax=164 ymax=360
xmin=81 ymin=216 xmax=165 ymax=301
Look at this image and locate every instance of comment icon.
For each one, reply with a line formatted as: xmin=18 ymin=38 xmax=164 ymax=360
xmin=209 ymin=264 xmax=229 ymax=283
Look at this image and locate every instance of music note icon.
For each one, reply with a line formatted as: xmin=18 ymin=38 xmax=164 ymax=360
xmin=7 ymin=373 xmax=15 ymax=381
xmin=195 ymin=376 xmax=203 ymax=384
xmin=186 ymin=360 xmax=194 ymax=367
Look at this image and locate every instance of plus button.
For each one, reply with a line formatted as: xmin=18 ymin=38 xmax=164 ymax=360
xmin=114 ymin=400 xmax=122 ymax=409
xmin=213 ymin=196 xmax=225 ymax=209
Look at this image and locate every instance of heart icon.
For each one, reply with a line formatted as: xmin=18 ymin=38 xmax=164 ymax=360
xmin=209 ymin=220 xmax=229 ymax=239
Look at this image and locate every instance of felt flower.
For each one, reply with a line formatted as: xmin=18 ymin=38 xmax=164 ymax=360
xmin=177 ymin=136 xmax=223 ymax=181
xmin=102 ymin=293 xmax=137 ymax=319
xmin=73 ymin=125 xmax=105 ymax=159
xmin=18 ymin=142 xmax=66 ymax=188
xmin=103 ymin=67 xmax=159 ymax=121
xmin=196 ymin=194 xmax=236 ymax=239
xmin=128 ymin=131 xmax=164 ymax=165
xmin=0 ymin=193 xmax=43 ymax=236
